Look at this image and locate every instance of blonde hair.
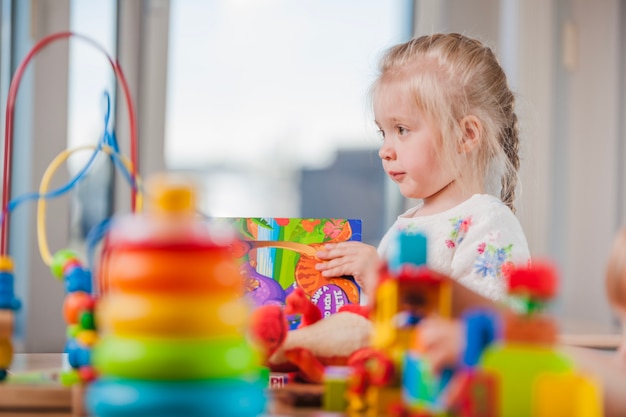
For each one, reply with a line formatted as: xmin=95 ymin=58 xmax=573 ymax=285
xmin=373 ymin=33 xmax=520 ymax=212
xmin=606 ymin=227 xmax=626 ymax=308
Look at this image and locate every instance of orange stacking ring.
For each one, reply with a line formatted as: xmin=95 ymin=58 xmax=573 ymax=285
xmin=97 ymin=292 xmax=250 ymax=338
xmin=102 ymin=247 xmax=242 ymax=295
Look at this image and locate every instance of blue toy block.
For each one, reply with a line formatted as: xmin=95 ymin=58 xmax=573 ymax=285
xmin=463 ymin=309 xmax=499 ymax=368
xmin=402 ymin=352 xmax=437 ymax=406
xmin=388 ymin=231 xmax=427 ymax=272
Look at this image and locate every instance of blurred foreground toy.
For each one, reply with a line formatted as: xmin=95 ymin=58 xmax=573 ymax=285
xmin=346 ymin=232 xmax=454 ymax=416
xmin=470 ymin=263 xmax=602 ymax=417
xmin=86 ymin=175 xmax=268 ymax=417
xmin=346 ymin=231 xmax=603 ymax=417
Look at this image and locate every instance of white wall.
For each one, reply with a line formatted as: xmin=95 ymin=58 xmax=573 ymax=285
xmin=555 ymin=0 xmax=620 ymax=326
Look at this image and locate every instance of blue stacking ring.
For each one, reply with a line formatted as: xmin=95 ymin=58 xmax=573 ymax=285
xmin=86 ymin=376 xmax=268 ymax=417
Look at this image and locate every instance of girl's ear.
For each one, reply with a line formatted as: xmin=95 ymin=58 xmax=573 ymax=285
xmin=457 ymin=115 xmax=482 ymax=153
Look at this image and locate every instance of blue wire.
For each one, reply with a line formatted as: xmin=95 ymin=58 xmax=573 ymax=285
xmin=0 ymin=90 xmax=141 ymax=300
xmin=85 ymin=217 xmax=113 ymax=272
xmin=98 ymin=98 xmax=136 ymax=189
xmin=106 ymin=130 xmax=136 ymax=189
xmin=0 ymin=91 xmax=138 ymax=229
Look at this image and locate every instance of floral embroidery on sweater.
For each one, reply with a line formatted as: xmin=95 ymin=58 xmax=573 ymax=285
xmin=445 ymin=216 xmax=473 ymax=248
xmin=474 ymin=241 xmax=515 ymax=278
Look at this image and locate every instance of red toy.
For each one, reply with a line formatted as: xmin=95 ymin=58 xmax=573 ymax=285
xmin=249 ymin=287 xmax=372 ymax=383
xmin=284 ymin=287 xmax=322 ymax=328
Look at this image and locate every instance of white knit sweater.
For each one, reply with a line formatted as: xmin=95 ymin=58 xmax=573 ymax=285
xmin=378 ymin=194 xmax=530 ymax=302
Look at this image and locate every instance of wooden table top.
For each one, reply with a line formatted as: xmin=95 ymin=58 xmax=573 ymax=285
xmin=5 ymin=353 xmax=337 ymax=417
xmin=557 ymin=318 xmax=622 ymax=349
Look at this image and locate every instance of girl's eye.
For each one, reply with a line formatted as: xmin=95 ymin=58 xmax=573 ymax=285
xmin=397 ymin=126 xmax=408 ymax=135
xmin=377 ymin=129 xmax=385 ymax=140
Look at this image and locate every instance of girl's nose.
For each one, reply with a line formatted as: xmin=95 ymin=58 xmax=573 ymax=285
xmin=378 ymin=140 xmax=395 ymax=160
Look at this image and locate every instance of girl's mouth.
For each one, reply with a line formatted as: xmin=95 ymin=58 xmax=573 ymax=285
xmin=388 ymin=171 xmax=405 ymax=181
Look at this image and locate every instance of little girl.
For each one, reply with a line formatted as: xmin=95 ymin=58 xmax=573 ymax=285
xmin=316 ymin=33 xmax=530 ymax=309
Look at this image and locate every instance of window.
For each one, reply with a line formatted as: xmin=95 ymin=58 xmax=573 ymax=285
xmin=67 ymin=0 xmax=117 ymax=240
xmin=166 ymin=0 xmax=413 ymax=225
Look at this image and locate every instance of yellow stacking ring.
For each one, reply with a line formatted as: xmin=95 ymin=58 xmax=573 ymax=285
xmin=93 ymin=335 xmax=260 ymax=380
xmin=101 ymin=247 xmax=242 ymax=295
xmin=97 ymin=292 xmax=250 ymax=338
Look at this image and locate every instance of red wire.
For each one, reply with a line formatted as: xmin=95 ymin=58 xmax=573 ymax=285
xmin=1 ymin=31 xmax=139 ymax=255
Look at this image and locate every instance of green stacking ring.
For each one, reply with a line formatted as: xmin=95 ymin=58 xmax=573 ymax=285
xmin=93 ymin=335 xmax=260 ymax=380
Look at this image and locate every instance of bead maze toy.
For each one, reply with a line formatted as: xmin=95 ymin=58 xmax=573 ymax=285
xmin=0 ymin=31 xmax=138 ymax=416
xmin=0 ymin=31 xmax=268 ymax=417
xmin=345 ymin=230 xmax=603 ymax=417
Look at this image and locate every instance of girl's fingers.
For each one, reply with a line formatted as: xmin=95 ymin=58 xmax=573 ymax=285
xmin=316 ymin=246 xmax=342 ymax=260
xmin=319 ymin=263 xmax=351 ymax=277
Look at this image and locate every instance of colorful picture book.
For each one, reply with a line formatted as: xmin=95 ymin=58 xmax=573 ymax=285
xmin=225 ymin=218 xmax=362 ymax=322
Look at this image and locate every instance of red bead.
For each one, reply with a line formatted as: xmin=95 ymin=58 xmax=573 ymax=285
xmin=63 ymin=292 xmax=94 ymax=325
xmin=78 ymin=366 xmax=98 ymax=383
xmin=62 ymin=259 xmax=83 ymax=276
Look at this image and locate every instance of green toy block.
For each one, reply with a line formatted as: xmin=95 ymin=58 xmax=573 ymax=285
xmin=480 ymin=343 xmax=574 ymax=417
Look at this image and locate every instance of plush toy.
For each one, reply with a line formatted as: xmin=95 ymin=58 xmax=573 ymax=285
xmin=248 ymin=287 xmax=373 ymax=383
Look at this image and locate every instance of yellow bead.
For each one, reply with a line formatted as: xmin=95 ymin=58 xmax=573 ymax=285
xmin=76 ymin=330 xmax=98 ymax=347
xmin=0 ymin=256 xmax=13 ymax=273
xmin=146 ymin=174 xmax=197 ymax=214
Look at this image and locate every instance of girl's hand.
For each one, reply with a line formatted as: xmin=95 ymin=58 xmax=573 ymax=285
xmin=315 ymin=241 xmax=380 ymax=296
xmin=418 ymin=316 xmax=465 ymax=374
